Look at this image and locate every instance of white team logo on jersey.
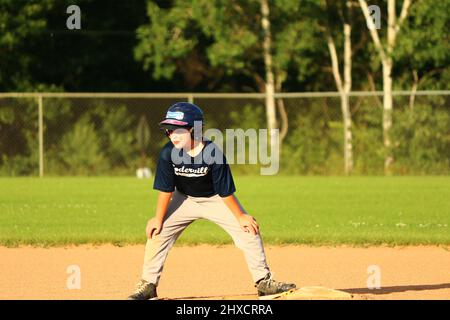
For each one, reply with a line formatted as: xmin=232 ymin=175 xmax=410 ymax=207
xmin=173 ymin=165 xmax=209 ymax=177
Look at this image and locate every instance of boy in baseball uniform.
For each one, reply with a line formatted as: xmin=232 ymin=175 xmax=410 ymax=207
xmin=128 ymin=102 xmax=296 ymax=300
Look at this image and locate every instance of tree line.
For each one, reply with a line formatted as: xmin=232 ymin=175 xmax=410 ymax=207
xmin=0 ymin=0 xmax=448 ymax=176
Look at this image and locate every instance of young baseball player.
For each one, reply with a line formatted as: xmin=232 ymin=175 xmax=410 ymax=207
xmin=128 ymin=102 xmax=296 ymax=300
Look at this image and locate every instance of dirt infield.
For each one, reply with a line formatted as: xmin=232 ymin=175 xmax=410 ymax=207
xmin=0 ymin=245 xmax=449 ymax=300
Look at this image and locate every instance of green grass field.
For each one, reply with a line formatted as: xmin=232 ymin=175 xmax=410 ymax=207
xmin=0 ymin=176 xmax=449 ymax=246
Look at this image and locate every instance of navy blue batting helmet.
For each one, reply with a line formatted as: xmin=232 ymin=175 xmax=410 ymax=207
xmin=159 ymin=102 xmax=204 ymax=130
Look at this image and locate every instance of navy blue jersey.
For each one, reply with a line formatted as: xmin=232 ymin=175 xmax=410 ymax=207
xmin=153 ymin=140 xmax=236 ymax=197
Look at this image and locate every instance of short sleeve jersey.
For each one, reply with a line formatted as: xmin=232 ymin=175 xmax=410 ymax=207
xmin=153 ymin=140 xmax=236 ymax=197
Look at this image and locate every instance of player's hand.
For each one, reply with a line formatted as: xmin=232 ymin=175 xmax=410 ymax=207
xmin=238 ymin=214 xmax=259 ymax=235
xmin=146 ymin=218 xmax=163 ymax=239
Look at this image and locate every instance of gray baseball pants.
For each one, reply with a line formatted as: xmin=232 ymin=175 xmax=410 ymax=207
xmin=141 ymin=190 xmax=270 ymax=285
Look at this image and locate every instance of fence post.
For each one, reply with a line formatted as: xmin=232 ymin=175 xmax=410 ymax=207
xmin=38 ymin=95 xmax=44 ymax=177
xmin=187 ymin=94 xmax=194 ymax=104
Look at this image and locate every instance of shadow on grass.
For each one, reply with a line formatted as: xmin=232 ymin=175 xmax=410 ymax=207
xmin=341 ymin=283 xmax=450 ymax=295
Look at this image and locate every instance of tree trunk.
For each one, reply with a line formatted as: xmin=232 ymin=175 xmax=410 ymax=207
xmin=382 ymin=0 xmax=396 ymax=174
xmin=261 ymin=0 xmax=278 ymax=156
xmin=359 ymin=0 xmax=412 ymax=175
xmin=382 ymin=59 xmax=394 ymax=174
xmin=341 ymin=92 xmax=353 ymax=175
xmin=275 ymin=74 xmax=288 ymax=147
xmin=326 ymin=15 xmax=354 ymax=175
xmin=342 ymin=22 xmax=353 ymax=175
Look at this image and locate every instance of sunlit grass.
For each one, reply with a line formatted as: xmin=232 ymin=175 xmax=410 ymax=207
xmin=0 ymin=176 xmax=449 ymax=246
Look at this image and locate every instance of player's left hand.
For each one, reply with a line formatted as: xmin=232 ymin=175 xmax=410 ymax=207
xmin=238 ymin=214 xmax=259 ymax=235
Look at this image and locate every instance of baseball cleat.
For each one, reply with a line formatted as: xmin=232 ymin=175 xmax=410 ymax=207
xmin=127 ymin=279 xmax=158 ymax=300
xmin=256 ymin=273 xmax=296 ymax=298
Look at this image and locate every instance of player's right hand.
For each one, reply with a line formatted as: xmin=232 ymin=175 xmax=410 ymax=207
xmin=146 ymin=218 xmax=163 ymax=239
xmin=238 ymin=214 xmax=259 ymax=236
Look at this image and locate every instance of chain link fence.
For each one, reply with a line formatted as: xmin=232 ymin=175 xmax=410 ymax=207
xmin=0 ymin=91 xmax=449 ymax=176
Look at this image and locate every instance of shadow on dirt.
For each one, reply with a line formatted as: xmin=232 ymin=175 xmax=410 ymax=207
xmin=168 ymin=293 xmax=256 ymax=300
xmin=340 ymin=283 xmax=450 ymax=295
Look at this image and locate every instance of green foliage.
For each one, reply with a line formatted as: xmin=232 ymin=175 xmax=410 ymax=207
xmin=0 ymin=0 xmax=448 ymax=92
xmin=0 ymin=0 xmax=51 ymax=48
xmin=0 ymin=0 xmax=449 ymax=176
xmin=134 ymin=0 xmax=330 ymax=91
xmin=137 ymin=115 xmax=151 ymax=155
xmin=0 ymin=154 xmax=37 ymax=176
xmin=395 ymin=1 xmax=450 ymax=90
xmin=0 ymin=97 xmax=39 ymax=175
xmin=272 ymin=0 xmax=326 ymax=85
xmin=352 ymin=98 xmax=385 ymax=175
xmin=56 ymin=117 xmax=108 ymax=175
xmin=392 ymin=104 xmax=450 ymax=174
xmin=229 ymin=104 xmax=265 ymax=130
xmin=1 ymin=95 xmax=449 ymax=176
xmin=44 ymin=103 xmax=144 ymax=176
xmin=227 ymin=104 xmax=266 ymax=175
xmin=94 ymin=104 xmax=137 ymax=167
xmin=0 ymin=0 xmax=54 ymax=89
xmin=0 ymin=105 xmax=15 ymax=124
xmin=135 ymin=0 xmax=197 ymax=80
xmin=280 ymin=101 xmax=341 ymax=175
xmin=136 ymin=114 xmax=151 ymax=168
